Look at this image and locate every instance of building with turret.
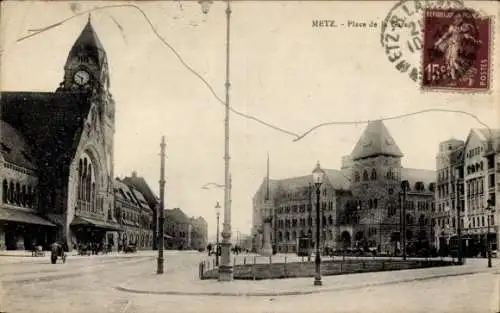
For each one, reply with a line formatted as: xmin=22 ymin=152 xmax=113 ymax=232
xmin=252 ymin=120 xmax=436 ymax=255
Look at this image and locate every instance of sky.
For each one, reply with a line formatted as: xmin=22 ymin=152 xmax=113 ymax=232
xmin=1 ymin=0 xmax=498 ymax=239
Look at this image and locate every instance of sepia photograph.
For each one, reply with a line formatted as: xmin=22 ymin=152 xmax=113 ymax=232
xmin=0 ymin=0 xmax=499 ymax=312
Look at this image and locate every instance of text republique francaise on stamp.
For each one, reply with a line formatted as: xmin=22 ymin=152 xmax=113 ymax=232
xmin=421 ymin=8 xmax=492 ymax=91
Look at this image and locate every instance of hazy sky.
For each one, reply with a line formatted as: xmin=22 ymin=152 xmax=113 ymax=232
xmin=1 ymin=1 xmax=498 ymax=239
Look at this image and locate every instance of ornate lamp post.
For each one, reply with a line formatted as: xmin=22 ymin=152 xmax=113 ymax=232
xmin=199 ymin=0 xmax=233 ymax=281
xmin=486 ymin=199 xmax=494 ymax=268
xmin=215 ymin=201 xmax=221 ymax=266
xmin=312 ymin=161 xmax=325 ymax=286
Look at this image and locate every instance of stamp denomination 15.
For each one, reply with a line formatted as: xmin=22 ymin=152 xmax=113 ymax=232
xmin=422 ymin=8 xmax=492 ymax=91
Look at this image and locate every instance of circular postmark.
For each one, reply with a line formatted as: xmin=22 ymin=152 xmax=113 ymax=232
xmin=380 ymin=0 xmax=465 ymax=82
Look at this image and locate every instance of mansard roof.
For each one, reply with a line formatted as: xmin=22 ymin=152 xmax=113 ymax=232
xmin=401 ymin=168 xmax=436 ymax=192
xmin=122 ymin=174 xmax=159 ymax=210
xmin=1 ymin=91 xmax=91 ymax=186
xmin=267 ymin=169 xmax=351 ymax=196
xmin=351 ymin=120 xmax=404 ymax=161
xmin=0 ymin=120 xmax=37 ymax=171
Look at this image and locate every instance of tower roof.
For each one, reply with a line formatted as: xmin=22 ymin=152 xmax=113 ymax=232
xmin=351 ymin=120 xmax=403 ymax=161
xmin=67 ymin=18 xmax=106 ymax=66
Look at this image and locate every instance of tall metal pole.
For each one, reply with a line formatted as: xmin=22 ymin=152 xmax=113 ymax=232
xmin=308 ymin=183 xmax=312 ymax=261
xmin=455 ymin=169 xmax=463 ymax=264
xmin=314 ymin=186 xmax=322 ymax=286
xmin=219 ymin=0 xmax=233 ymax=281
xmin=216 ymin=212 xmax=220 ymax=266
xmin=157 ymin=136 xmax=166 ymax=274
xmin=402 ymin=189 xmax=407 ymax=261
xmin=400 ymin=181 xmax=408 ymax=261
xmin=487 ymin=201 xmax=492 ymax=268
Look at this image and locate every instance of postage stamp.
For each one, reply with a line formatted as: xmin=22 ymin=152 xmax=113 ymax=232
xmin=421 ymin=8 xmax=492 ymax=91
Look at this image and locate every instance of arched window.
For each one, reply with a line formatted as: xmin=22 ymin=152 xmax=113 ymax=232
xmin=86 ymin=165 xmax=92 ymax=201
xmin=285 ymin=231 xmax=290 ymax=241
xmin=374 ymin=199 xmax=378 ymax=209
xmin=78 ymin=159 xmax=83 ymax=200
xmin=82 ymin=158 xmax=88 ymax=201
xmin=328 ymin=215 xmax=333 ymax=225
xmin=15 ymin=183 xmax=20 ymax=205
xmin=21 ymin=185 xmax=26 ymax=206
xmin=31 ymin=187 xmax=36 ymax=207
xmin=354 ymin=172 xmax=360 ymax=182
xmin=406 ymin=214 xmax=412 ymax=225
xmin=371 ymin=169 xmax=377 ymax=180
xmin=363 ymin=170 xmax=369 ymax=181
xmin=278 ymin=232 xmax=283 ymax=241
xmin=418 ymin=214 xmax=425 ymax=226
xmin=2 ymin=180 xmax=7 ymax=203
xmin=8 ymin=182 xmax=14 ymax=203
xmin=91 ymin=182 xmax=96 ymax=211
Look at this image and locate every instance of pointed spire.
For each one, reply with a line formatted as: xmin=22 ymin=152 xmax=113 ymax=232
xmin=351 ymin=120 xmax=403 ymax=161
xmin=88 ymin=13 xmax=92 ymax=23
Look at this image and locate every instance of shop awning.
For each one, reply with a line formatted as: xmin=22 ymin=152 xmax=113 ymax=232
xmin=0 ymin=207 xmax=56 ymax=227
xmin=71 ymin=216 xmax=123 ymax=232
xmin=46 ymin=214 xmax=65 ymax=226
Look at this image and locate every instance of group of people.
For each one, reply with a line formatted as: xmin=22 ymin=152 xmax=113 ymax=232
xmin=75 ymin=242 xmax=112 ymax=255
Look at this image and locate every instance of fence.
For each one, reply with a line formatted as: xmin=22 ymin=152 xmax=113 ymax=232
xmin=199 ymin=253 xmax=459 ymax=280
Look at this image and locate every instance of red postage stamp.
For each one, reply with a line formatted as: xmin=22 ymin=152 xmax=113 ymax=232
xmin=422 ymin=8 xmax=492 ymax=91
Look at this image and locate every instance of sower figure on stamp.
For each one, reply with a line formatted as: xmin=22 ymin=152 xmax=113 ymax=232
xmin=433 ymin=11 xmax=482 ymax=82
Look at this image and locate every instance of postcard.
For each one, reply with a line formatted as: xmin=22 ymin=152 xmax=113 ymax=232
xmin=0 ymin=1 xmax=499 ymax=312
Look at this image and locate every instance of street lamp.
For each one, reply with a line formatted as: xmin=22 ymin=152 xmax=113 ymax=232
xmin=312 ymin=161 xmax=325 ymax=286
xmin=454 ymin=167 xmax=463 ymax=264
xmin=198 ymin=0 xmax=233 ymax=281
xmin=215 ymin=201 xmax=221 ymax=266
xmin=400 ymin=180 xmax=409 ymax=261
xmin=486 ymin=199 xmax=494 ymax=268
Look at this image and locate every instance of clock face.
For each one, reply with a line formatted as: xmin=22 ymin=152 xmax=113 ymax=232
xmin=74 ymin=70 xmax=90 ymax=86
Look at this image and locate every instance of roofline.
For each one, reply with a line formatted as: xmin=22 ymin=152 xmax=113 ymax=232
xmin=352 ymin=152 xmax=404 ymax=161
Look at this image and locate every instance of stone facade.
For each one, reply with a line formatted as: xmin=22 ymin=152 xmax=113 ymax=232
xmin=252 ymin=120 xmax=436 ymax=255
xmin=114 ymin=178 xmax=153 ymax=250
xmin=164 ymin=208 xmax=192 ymax=250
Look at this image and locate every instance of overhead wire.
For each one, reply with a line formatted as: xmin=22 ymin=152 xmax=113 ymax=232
xmin=15 ymin=3 xmax=494 ymax=142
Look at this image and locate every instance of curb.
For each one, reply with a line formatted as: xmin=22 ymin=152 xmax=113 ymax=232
xmin=115 ymin=269 xmax=499 ymax=297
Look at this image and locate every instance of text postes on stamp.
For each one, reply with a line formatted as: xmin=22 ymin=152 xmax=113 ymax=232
xmin=421 ymin=8 xmax=492 ymax=91
xmin=381 ymin=0 xmax=464 ymax=83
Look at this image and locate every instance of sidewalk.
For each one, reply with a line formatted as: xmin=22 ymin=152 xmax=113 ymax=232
xmin=116 ymin=260 xmax=500 ymax=297
xmin=0 ymin=250 xmax=158 ymax=264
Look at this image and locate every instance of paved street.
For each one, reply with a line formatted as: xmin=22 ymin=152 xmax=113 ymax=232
xmin=1 ymin=251 xmax=499 ymax=313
